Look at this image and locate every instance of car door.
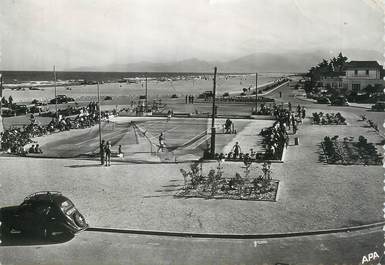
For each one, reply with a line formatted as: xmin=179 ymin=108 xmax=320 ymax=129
xmin=17 ymin=202 xmax=50 ymax=232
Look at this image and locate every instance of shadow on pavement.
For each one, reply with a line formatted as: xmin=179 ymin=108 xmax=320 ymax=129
xmin=0 ymin=230 xmax=74 ymax=246
xmin=65 ymin=164 xmax=102 ymax=168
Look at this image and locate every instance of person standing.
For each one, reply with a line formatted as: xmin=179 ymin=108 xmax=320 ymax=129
xmin=34 ymin=144 xmax=42 ymax=154
xmin=158 ymin=132 xmax=166 ymax=152
xmin=284 ymin=131 xmax=289 ymax=148
xmin=105 ymin=141 xmax=112 ymax=167
xmin=301 ymin=107 xmax=306 ymax=119
xmin=167 ymin=110 xmax=172 ymax=121
xmin=100 ymin=139 xmax=106 ymax=165
xmin=231 ymin=142 xmax=241 ymax=159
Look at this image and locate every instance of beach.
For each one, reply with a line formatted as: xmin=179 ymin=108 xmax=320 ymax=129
xmin=1 ymin=72 xmax=286 ymax=104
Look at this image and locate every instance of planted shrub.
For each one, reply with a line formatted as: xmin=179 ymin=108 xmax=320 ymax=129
xmin=177 ymin=161 xmax=279 ymax=201
xmin=321 ymin=135 xmax=382 ymax=165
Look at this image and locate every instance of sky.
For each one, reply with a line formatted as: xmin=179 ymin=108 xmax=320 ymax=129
xmin=0 ymin=0 xmax=383 ymax=70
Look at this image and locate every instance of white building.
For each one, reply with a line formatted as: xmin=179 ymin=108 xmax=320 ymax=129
xmin=341 ymin=61 xmax=384 ymax=92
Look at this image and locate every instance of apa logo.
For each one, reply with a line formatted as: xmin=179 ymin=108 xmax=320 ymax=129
xmin=361 ymin=252 xmax=380 ymax=264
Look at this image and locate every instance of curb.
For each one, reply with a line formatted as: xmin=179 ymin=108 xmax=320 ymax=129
xmin=86 ymin=221 xmax=385 ymax=239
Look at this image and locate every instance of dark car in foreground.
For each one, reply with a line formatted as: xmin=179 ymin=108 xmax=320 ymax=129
xmin=1 ymin=191 xmax=88 ymax=239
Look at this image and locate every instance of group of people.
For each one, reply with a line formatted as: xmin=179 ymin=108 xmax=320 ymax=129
xmin=185 ymin=95 xmax=195 ymax=104
xmin=274 ymin=104 xmax=306 ymax=135
xmin=99 ymin=140 xmax=123 ymax=166
xmin=260 ymin=120 xmax=289 ymax=160
xmin=0 ymin=101 xmax=110 ymax=156
xmin=28 ymin=144 xmax=43 ymax=154
xmin=224 ymin=118 xmax=234 ymax=134
xmin=0 ymin=127 xmax=34 ymax=155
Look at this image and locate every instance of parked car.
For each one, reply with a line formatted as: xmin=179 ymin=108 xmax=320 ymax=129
xmin=198 ymin=91 xmax=213 ymax=99
xmin=371 ymin=101 xmax=385 ymax=112
xmin=331 ymin=96 xmax=349 ymax=106
xmin=31 ymin=99 xmax=47 ymax=106
xmin=1 ymin=191 xmax=88 ymax=239
xmin=1 ymin=107 xmax=16 ymax=117
xmin=317 ymin=97 xmax=331 ymax=104
xmin=104 ymin=96 xmax=113 ymax=100
xmin=14 ymin=104 xmax=33 ymax=115
xmin=49 ymin=95 xmax=75 ymax=104
xmin=30 ymin=105 xmax=49 ymax=114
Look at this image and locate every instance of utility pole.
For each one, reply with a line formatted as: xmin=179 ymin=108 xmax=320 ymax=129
xmin=210 ymin=67 xmax=217 ymax=158
xmin=97 ymin=82 xmax=102 ymax=159
xmin=53 ymin=66 xmax=58 ymax=120
xmin=255 ymin=73 xmax=258 ymax=113
xmin=0 ymin=73 xmax=2 ymax=117
xmin=0 ymin=73 xmax=3 ymax=136
xmin=145 ymin=73 xmax=148 ymax=112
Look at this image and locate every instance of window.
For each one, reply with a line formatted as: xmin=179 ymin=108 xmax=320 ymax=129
xmin=352 ymin=83 xmax=361 ymax=91
xmin=366 ymin=69 xmax=369 ymax=75
xmin=354 ymin=70 xmax=358 ymax=76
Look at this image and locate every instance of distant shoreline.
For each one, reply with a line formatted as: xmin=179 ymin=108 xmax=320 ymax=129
xmin=0 ymin=70 xmax=297 ymax=87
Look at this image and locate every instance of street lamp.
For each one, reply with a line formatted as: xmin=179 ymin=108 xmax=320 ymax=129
xmin=210 ymin=67 xmax=217 ymax=158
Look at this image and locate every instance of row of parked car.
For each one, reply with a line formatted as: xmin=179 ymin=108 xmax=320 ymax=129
xmin=316 ymin=95 xmax=385 ymax=111
xmin=316 ymin=96 xmax=349 ymax=106
xmin=1 ymin=95 xmax=76 ymax=117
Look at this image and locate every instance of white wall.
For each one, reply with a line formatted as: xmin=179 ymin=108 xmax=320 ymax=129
xmin=345 ymin=69 xmax=380 ymax=79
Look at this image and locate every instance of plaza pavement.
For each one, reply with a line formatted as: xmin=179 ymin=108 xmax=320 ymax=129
xmin=0 ymin=109 xmax=382 ymax=235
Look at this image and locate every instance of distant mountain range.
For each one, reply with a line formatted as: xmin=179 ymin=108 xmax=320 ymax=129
xmin=71 ymin=49 xmax=383 ymax=73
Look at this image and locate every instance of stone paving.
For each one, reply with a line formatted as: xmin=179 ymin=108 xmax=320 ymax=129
xmin=0 ymin=109 xmax=382 ymax=234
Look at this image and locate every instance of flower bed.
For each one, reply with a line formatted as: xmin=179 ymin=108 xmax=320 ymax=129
xmin=176 ymin=161 xmax=279 ymax=201
xmin=321 ymin=135 xmax=382 ymax=165
xmin=312 ymin=112 xmax=346 ymax=125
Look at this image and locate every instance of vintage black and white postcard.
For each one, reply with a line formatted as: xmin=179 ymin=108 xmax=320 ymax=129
xmin=0 ymin=0 xmax=384 ymax=264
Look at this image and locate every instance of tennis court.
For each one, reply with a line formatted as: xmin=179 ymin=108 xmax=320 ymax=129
xmin=25 ymin=117 xmax=271 ymax=161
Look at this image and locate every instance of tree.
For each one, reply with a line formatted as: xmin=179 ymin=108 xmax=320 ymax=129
xmin=1 ymin=97 xmax=8 ymax=107
xmin=363 ymin=85 xmax=377 ymax=95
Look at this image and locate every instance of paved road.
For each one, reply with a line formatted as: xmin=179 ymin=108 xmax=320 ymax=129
xmin=1 ymin=80 xmax=383 ymax=265
xmin=266 ymin=81 xmax=385 ymax=136
xmin=0 ymin=227 xmax=382 ymax=265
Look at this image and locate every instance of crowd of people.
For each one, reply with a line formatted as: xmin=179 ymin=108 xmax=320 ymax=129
xmin=206 ymin=103 xmax=304 ymax=161
xmin=185 ymin=95 xmax=195 ymax=104
xmin=259 ymin=104 xmax=306 ymax=159
xmin=0 ymin=101 xmax=110 ymax=156
xmin=260 ymin=120 xmax=289 ymax=160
